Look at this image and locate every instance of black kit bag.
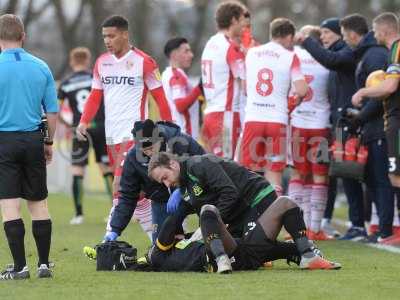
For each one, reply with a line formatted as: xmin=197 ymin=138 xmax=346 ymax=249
xmin=96 ymin=241 xmax=137 ymax=271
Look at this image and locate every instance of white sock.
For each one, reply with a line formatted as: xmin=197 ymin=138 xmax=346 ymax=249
xmin=394 ymin=197 xmax=400 ymax=226
xmin=370 ymin=202 xmax=379 ymax=226
xmin=133 ymin=198 xmax=153 ymax=241
xmin=310 ymin=183 xmax=328 ymax=233
xmin=302 ymin=183 xmax=312 ymax=228
xmin=288 ymin=179 xmax=304 ymax=207
xmin=105 ymin=205 xmax=115 ymax=232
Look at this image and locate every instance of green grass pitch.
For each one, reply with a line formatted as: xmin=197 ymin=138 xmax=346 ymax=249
xmin=1 ymin=193 xmax=400 ymax=300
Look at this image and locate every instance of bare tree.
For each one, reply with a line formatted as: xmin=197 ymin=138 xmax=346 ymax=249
xmin=191 ymin=0 xmax=211 ymax=58
xmin=1 ymin=0 xmax=19 ymax=14
xmin=381 ymin=0 xmax=400 ymax=12
xmin=23 ymin=0 xmax=52 ymax=28
xmin=0 ymin=0 xmax=52 ymax=28
xmin=128 ymin=0 xmax=151 ymax=51
xmin=52 ymin=0 xmax=87 ymax=77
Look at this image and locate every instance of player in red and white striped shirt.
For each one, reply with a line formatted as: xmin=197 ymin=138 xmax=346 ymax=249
xmin=240 ymin=18 xmax=308 ymax=196
xmin=288 ymin=26 xmax=331 ymax=240
xmin=76 ymin=15 xmax=172 ymax=239
xmin=200 ymin=1 xmax=247 ymax=159
xmin=162 ymin=37 xmax=203 ymax=140
xmin=76 ymin=16 xmax=171 ymax=188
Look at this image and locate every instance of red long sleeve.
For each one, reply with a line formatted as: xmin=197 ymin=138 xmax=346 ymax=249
xmin=174 ymin=86 xmax=202 ymax=113
xmin=80 ymin=89 xmax=103 ymax=125
xmin=150 ymin=86 xmax=172 ymax=121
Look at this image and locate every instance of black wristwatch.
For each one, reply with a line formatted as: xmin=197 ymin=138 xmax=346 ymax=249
xmin=44 ymin=140 xmax=53 ymax=146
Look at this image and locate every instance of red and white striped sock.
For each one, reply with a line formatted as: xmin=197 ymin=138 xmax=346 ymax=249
xmin=274 ymin=185 xmax=283 ymax=197
xmin=310 ymin=183 xmax=328 ymax=233
xmin=288 ymin=179 xmax=304 ymax=207
xmin=133 ymin=198 xmax=153 ymax=241
xmin=302 ymin=183 xmax=313 ymax=228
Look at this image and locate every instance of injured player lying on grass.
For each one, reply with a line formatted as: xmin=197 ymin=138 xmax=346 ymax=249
xmin=84 ymin=197 xmax=341 ymax=273
xmin=147 ymin=197 xmax=341 ymax=273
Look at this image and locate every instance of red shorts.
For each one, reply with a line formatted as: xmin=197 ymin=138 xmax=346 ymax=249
xmin=201 ymin=111 xmax=241 ymax=159
xmin=291 ymin=126 xmax=329 ymax=176
xmin=240 ymin=122 xmax=287 ymax=172
xmin=106 ymin=140 xmax=135 ymax=177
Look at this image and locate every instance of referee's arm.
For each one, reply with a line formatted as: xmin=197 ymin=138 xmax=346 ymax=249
xmin=42 ymin=64 xmax=59 ymax=162
xmin=46 ymin=113 xmax=58 ymax=141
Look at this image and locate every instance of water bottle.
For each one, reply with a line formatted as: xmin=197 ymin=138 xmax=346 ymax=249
xmin=344 ymin=137 xmax=359 ymax=161
xmin=357 ymin=145 xmax=368 ymax=164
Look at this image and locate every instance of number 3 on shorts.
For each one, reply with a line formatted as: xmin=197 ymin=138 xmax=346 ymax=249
xmin=389 ymin=157 xmax=396 ymax=172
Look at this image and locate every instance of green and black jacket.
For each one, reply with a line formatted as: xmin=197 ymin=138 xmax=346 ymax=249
xmin=178 ymin=154 xmax=275 ymax=224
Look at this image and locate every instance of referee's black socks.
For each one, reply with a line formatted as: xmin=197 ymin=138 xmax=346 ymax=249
xmin=200 ymin=210 xmax=226 ymax=258
xmin=4 ymin=219 xmax=26 ymax=272
xmin=32 ymin=219 xmax=52 ymax=267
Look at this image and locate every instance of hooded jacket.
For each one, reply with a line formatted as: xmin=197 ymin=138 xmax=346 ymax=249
xmin=177 ymin=154 xmax=275 ymax=225
xmin=353 ymin=31 xmax=388 ymax=143
xmin=110 ymin=121 xmax=205 ymax=235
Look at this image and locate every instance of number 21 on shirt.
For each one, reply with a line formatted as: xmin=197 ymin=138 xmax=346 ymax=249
xmin=201 ymin=60 xmax=215 ymax=89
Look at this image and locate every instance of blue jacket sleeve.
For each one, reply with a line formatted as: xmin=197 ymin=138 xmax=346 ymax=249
xmin=302 ymin=37 xmax=355 ymax=71
xmin=171 ymin=133 xmax=206 ymax=156
xmin=110 ymin=151 xmax=142 ymax=235
xmin=186 ymin=136 xmax=206 ymax=155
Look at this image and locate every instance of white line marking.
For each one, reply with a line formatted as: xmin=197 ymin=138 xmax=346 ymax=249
xmin=331 ymin=218 xmax=400 ymax=254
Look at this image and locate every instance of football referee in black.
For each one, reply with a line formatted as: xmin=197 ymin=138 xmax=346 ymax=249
xmin=0 ymin=14 xmax=59 ymax=280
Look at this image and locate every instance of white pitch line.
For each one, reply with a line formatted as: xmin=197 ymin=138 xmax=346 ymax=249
xmin=331 ymin=218 xmax=400 ymax=255
xmin=367 ymin=243 xmax=400 ymax=254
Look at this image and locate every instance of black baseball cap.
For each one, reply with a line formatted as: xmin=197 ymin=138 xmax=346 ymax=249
xmin=131 ymin=119 xmax=162 ymax=148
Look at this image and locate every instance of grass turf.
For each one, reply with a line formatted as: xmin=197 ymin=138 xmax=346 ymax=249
xmin=1 ymin=193 xmax=400 ymax=300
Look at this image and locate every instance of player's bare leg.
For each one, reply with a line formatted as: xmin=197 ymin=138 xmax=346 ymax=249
xmin=389 ymin=174 xmax=400 ymax=188
xmin=265 ymin=170 xmax=284 ymax=196
xmin=256 ymin=196 xmax=341 ymax=270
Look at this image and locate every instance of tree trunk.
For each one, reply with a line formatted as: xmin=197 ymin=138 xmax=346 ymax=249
xmin=52 ymin=0 xmax=87 ymax=78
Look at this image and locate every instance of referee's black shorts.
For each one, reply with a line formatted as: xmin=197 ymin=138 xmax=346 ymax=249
xmin=0 ymin=131 xmax=47 ymax=200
